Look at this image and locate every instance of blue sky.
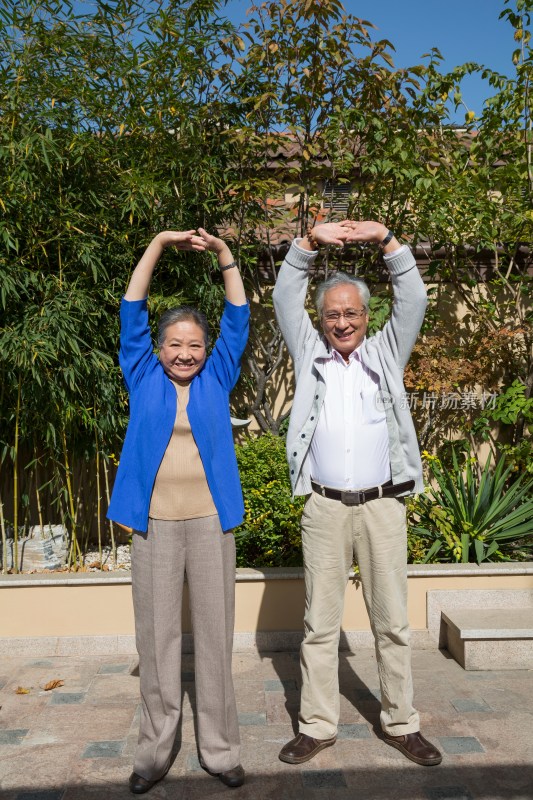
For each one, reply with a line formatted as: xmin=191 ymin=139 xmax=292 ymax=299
xmin=222 ymin=0 xmax=519 ymax=122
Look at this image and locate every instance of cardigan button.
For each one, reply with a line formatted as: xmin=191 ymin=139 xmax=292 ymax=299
xmin=290 ymin=469 xmax=294 ymax=475
xmin=301 ymin=433 xmax=305 ymax=438
xmin=293 ymin=452 xmax=297 ymax=457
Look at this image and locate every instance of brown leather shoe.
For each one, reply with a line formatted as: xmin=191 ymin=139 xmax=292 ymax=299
xmin=279 ymin=732 xmax=337 ymax=764
xmin=216 ymin=764 xmax=245 ymax=788
xmin=129 ymin=772 xmax=162 ymax=794
xmin=199 ymin=760 xmax=245 ymax=788
xmin=382 ymin=731 xmax=442 ymax=766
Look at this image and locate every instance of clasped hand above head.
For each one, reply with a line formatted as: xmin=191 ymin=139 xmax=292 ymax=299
xmin=156 ymin=228 xmax=227 ymax=254
xmin=306 ymin=220 xmax=390 ymax=249
xmin=124 ymin=227 xmax=236 ymax=302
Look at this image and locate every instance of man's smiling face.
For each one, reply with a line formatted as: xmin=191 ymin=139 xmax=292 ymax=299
xmin=320 ymin=284 xmax=368 ymax=361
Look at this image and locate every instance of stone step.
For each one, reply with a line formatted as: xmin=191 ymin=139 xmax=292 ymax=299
xmin=442 ymin=607 xmax=533 ymax=670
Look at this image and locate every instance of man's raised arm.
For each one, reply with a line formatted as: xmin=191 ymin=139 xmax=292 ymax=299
xmin=273 ymin=223 xmax=352 ymax=362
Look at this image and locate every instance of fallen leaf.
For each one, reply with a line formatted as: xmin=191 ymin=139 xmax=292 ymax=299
xmin=43 ymin=679 xmax=64 ymax=691
xmin=15 ymin=686 xmax=31 ymax=694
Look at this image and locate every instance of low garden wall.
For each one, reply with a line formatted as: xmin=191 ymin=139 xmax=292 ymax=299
xmin=1 ymin=563 xmax=532 ymax=656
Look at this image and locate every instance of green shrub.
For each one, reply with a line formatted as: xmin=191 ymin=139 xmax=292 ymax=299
xmin=234 ymin=433 xmax=304 ymax=567
xmin=407 ymin=448 xmax=533 ymax=564
xmin=234 ymin=435 xmax=533 ymax=568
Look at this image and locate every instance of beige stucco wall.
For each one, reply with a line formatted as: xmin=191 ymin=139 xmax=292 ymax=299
xmin=2 ymin=567 xmax=532 ymax=639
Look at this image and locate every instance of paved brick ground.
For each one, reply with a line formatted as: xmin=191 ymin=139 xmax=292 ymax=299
xmin=0 ymin=648 xmax=532 ymax=799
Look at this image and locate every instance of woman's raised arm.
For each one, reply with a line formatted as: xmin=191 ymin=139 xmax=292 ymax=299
xmin=198 ymin=228 xmax=246 ymax=306
xmin=124 ymin=230 xmax=207 ymax=301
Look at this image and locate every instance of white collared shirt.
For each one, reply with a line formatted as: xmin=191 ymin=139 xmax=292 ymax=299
xmin=308 ymin=342 xmax=391 ymax=490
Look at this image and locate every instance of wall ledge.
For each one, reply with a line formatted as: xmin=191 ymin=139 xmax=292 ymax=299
xmin=1 ymin=562 xmax=532 ymax=588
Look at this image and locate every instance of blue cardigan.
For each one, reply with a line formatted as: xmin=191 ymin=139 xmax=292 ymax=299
xmin=107 ymin=296 xmax=250 ymax=533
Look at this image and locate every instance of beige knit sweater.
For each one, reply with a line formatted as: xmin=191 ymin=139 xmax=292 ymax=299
xmin=149 ymin=382 xmax=216 ymax=520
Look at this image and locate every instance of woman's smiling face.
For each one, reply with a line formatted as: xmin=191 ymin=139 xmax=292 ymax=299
xmin=158 ymin=319 xmax=207 ymax=383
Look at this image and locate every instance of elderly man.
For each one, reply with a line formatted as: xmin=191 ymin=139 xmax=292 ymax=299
xmin=272 ymin=220 xmax=441 ymax=767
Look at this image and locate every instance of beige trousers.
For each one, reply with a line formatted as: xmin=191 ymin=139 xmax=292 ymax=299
xmin=131 ymin=516 xmax=240 ymax=781
xmin=299 ymin=491 xmax=420 ymax=738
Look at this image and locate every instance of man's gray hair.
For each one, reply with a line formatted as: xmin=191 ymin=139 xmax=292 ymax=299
xmin=315 ymin=272 xmax=371 ymax=316
xmin=157 ymin=305 xmax=210 ymax=347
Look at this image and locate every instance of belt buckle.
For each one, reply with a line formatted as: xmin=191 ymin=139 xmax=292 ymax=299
xmin=341 ymin=490 xmax=365 ymax=506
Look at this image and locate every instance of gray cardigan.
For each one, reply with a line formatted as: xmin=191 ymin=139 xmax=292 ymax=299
xmin=272 ymin=241 xmax=427 ymax=496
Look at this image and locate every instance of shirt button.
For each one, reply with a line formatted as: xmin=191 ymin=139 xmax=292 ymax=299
xmin=293 ymin=452 xmax=297 ymax=456
xmin=301 ymin=433 xmax=306 ymax=438
xmin=310 ymin=416 xmax=314 ymax=421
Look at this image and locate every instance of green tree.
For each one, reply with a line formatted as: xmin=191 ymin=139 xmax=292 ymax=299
xmin=0 ymin=0 xmax=530 ymax=569
xmin=0 ymin=0 xmax=244 ymax=567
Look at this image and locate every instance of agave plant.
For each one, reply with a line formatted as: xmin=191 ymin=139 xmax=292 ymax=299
xmin=409 ymin=449 xmax=533 ymax=564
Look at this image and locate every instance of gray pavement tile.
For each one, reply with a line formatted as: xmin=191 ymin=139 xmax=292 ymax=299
xmin=265 ymin=691 xmax=299 ymax=725
xmin=1 ymin=648 xmax=533 ymax=799
xmin=425 ymin=788 xmax=474 ymax=800
xmin=0 ymin=729 xmax=29 ymax=745
xmin=187 ymin=753 xmax=202 ymax=772
xmin=0 ymin=743 xmax=80 ymax=790
xmin=13 ymin=663 xmax=95 ymax=695
xmin=238 ymin=711 xmax=267 ymax=726
xmin=450 ymin=698 xmax=492 ymax=713
xmin=438 ymin=736 xmax=485 ymax=754
xmin=98 ymin=663 xmax=130 ymax=674
xmin=301 ymin=768 xmax=347 ymax=788
xmin=84 ymin=674 xmax=140 ymax=707
xmin=24 ymin=661 xmax=55 ymax=668
xmin=264 ymin=679 xmax=298 ymax=692
xmin=81 ymin=739 xmax=126 ymax=758
xmin=337 ymin=723 xmax=371 ymax=739
xmin=237 ymin=681 xmax=268 ymax=710
xmin=29 ymin=704 xmax=135 ymax=742
xmin=355 ymin=687 xmax=381 ymax=702
xmin=16 ymin=791 xmax=65 ymax=800
xmin=50 ymin=692 xmax=86 ymax=706
xmin=68 ymin=781 xmax=146 ymax=800
xmin=179 ymin=775 xmax=260 ymax=800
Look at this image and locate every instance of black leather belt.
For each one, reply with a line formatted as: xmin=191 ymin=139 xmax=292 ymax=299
xmin=311 ymin=479 xmax=415 ymax=506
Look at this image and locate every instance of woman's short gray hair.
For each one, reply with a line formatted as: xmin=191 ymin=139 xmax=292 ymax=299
xmin=315 ymin=272 xmax=371 ymax=316
xmin=157 ymin=306 xmax=210 ymax=347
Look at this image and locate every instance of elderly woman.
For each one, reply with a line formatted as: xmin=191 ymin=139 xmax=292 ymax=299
xmin=107 ymin=228 xmax=249 ymax=794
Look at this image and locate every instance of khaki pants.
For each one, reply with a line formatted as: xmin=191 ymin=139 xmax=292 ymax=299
xmin=131 ymin=516 xmax=240 ymax=780
xmin=299 ymin=491 xmax=420 ymax=738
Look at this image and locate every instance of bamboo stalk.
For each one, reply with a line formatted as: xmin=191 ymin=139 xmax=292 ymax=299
xmin=0 ymin=489 xmax=7 ymax=574
xmin=24 ymin=463 xmax=33 ymax=533
xmin=34 ymin=456 xmax=44 ymax=535
xmin=73 ymin=468 xmax=85 ymax=561
xmin=13 ymin=376 xmax=21 ymax=574
xmin=103 ymin=457 xmax=117 ymax=566
xmin=95 ymin=430 xmax=102 ymax=568
xmin=61 ymin=428 xmax=81 ymax=569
